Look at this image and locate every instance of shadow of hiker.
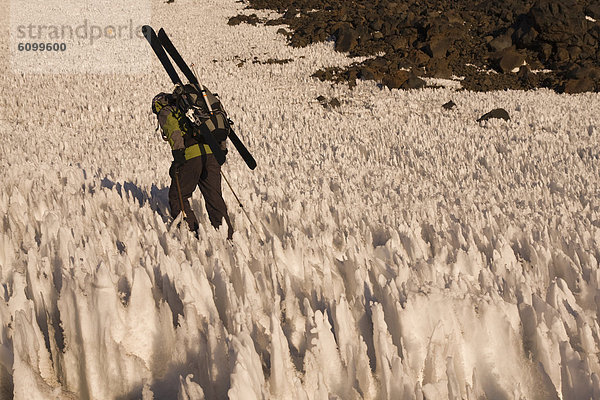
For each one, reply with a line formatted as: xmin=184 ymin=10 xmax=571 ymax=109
xmin=101 ymin=177 xmax=171 ymax=222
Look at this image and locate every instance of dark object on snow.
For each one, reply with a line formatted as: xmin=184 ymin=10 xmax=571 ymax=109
xmin=228 ymin=14 xmax=260 ymax=26
xmin=316 ymin=95 xmax=341 ymax=108
xmin=442 ymin=100 xmax=456 ymax=110
xmin=477 ymin=108 xmax=511 ymax=122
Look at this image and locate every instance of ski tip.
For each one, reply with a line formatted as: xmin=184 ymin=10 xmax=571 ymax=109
xmin=141 ymin=25 xmax=151 ymax=34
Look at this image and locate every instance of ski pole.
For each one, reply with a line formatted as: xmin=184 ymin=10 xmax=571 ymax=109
xmin=174 ymin=171 xmax=186 ymax=219
xmin=220 ymin=170 xmax=260 ymax=235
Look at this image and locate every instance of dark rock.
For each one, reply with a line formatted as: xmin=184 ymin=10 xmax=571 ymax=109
xmin=427 ymin=58 xmax=453 ymax=78
xmin=316 ymin=95 xmax=327 ymax=102
xmin=555 ymin=46 xmax=570 ymax=63
xmin=359 ymin=67 xmax=376 ymax=80
xmin=228 ymin=16 xmax=242 ymax=26
xmin=563 ymin=65 xmax=600 ymax=92
xmin=389 ymin=36 xmax=410 ymax=51
xmin=263 ymin=58 xmax=293 ymax=65
xmin=407 ymin=49 xmax=431 ymax=66
xmin=329 ymin=98 xmax=341 ymax=107
xmin=564 ymin=78 xmax=595 ymax=93
xmin=529 ymin=0 xmax=587 ymax=43
xmin=567 ymin=65 xmax=600 ymax=80
xmin=498 ymin=49 xmax=525 ymax=73
xmin=489 ymin=33 xmax=513 ymax=52
xmin=568 ymin=46 xmax=582 ymax=61
xmin=382 ymin=70 xmax=410 ymax=89
xmin=335 ymin=27 xmax=359 ymax=53
xmin=442 ymin=100 xmax=456 ymax=110
xmin=370 ymin=19 xmax=384 ymax=32
xmin=538 ymin=42 xmax=553 ymax=61
xmin=586 ymin=4 xmax=600 ymax=20
xmin=424 ymin=37 xmax=453 ymax=58
xmin=477 ymin=108 xmax=511 ymax=122
xmin=517 ymin=65 xmax=533 ymax=81
xmin=228 ymin=14 xmax=260 ymax=26
xmin=513 ymin=20 xmax=539 ymax=48
xmin=283 ymin=8 xmax=298 ymax=18
xmin=402 ymin=74 xmax=426 ymax=89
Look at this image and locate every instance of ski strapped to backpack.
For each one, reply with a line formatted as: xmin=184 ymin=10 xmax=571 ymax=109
xmin=156 ymin=28 xmax=257 ymax=170
xmin=143 ymin=25 xmax=256 ymax=170
xmin=143 ymin=25 xmax=227 ymax=165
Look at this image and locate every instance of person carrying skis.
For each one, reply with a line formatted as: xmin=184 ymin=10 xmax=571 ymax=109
xmin=152 ymin=84 xmax=234 ymax=240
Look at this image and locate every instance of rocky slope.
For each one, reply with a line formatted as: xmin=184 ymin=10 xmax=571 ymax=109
xmin=233 ymin=0 xmax=600 ymax=92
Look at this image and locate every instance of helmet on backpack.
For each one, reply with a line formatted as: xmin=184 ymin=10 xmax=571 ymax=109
xmin=151 ymin=92 xmax=174 ymax=114
xmin=173 ymin=84 xmax=206 ymax=111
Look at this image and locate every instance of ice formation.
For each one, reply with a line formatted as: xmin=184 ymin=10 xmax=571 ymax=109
xmin=1 ymin=0 xmax=599 ymax=399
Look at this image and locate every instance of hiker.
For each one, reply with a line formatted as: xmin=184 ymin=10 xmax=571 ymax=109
xmin=152 ymin=84 xmax=234 ymax=239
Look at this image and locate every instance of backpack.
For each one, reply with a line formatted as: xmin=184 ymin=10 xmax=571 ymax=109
xmin=152 ymin=85 xmax=230 ymax=144
xmin=173 ymin=84 xmax=231 ymax=143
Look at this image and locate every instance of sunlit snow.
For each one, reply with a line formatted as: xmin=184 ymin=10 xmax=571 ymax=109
xmin=1 ymin=0 xmax=600 ymax=399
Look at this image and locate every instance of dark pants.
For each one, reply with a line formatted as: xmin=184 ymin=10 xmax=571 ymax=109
xmin=169 ymin=154 xmax=231 ymax=234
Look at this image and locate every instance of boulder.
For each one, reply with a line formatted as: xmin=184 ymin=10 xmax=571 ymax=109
xmin=513 ymin=20 xmax=539 ymax=48
xmin=283 ymin=7 xmax=298 ymax=18
xmin=382 ymin=70 xmax=410 ymax=89
xmin=402 ymin=74 xmax=426 ymax=89
xmin=564 ymin=78 xmax=595 ymax=93
xmin=566 ymin=65 xmax=600 ymax=80
xmin=477 ymin=108 xmax=511 ymax=122
xmin=517 ymin=65 xmax=534 ymax=81
xmin=529 ymin=0 xmax=587 ymax=43
xmin=498 ymin=49 xmax=525 ymax=73
xmin=586 ymin=3 xmax=600 ymax=20
xmin=563 ymin=65 xmax=600 ymax=92
xmin=442 ymin=100 xmax=456 ymax=110
xmin=389 ymin=35 xmax=410 ymax=51
xmin=329 ymin=97 xmax=341 ymax=107
xmin=335 ymin=27 xmax=359 ymax=53
xmin=555 ymin=46 xmax=570 ymax=63
xmin=424 ymin=37 xmax=453 ymax=58
xmin=427 ymin=58 xmax=453 ymax=78
xmin=489 ymin=33 xmax=513 ymax=52
xmin=407 ymin=49 xmax=431 ymax=66
xmin=359 ymin=67 xmax=376 ymax=80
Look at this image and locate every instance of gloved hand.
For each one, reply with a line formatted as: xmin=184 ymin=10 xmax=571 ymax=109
xmin=169 ymin=161 xmax=181 ymax=179
xmin=172 ymin=149 xmax=186 ymax=164
xmin=170 ymin=149 xmax=186 ymax=178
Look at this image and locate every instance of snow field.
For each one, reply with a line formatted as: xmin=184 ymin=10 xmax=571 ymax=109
xmin=1 ymin=0 xmax=600 ymax=398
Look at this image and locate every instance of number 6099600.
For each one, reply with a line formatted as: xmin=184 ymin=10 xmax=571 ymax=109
xmin=18 ymin=42 xmax=67 ymax=51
